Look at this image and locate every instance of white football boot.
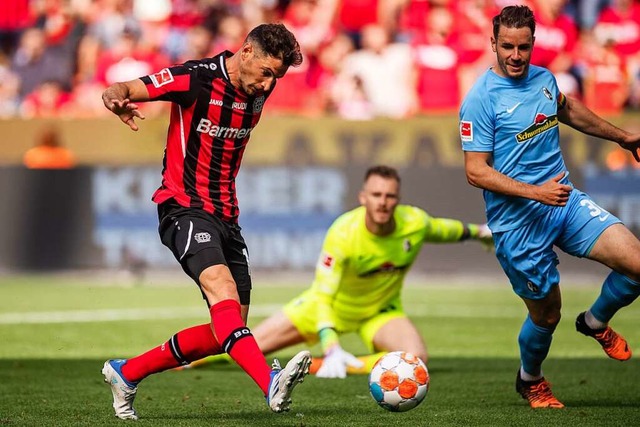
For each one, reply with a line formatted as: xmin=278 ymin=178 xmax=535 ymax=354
xmin=266 ymin=350 xmax=311 ymax=413
xmin=102 ymin=359 xmax=139 ymax=420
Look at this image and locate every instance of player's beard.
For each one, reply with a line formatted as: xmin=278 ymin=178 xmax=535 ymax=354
xmin=499 ymin=57 xmax=529 ymax=80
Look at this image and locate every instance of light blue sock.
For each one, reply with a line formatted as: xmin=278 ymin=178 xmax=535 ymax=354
xmin=519 ymin=315 xmax=554 ymax=377
xmin=590 ymin=272 xmax=640 ymax=323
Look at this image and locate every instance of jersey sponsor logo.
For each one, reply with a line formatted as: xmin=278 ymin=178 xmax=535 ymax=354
xmin=209 ymin=99 xmax=223 ymax=106
xmin=253 ymin=96 xmax=265 ymax=114
xmin=150 ymin=68 xmax=174 ymax=88
xmin=196 ymin=118 xmax=254 ymax=139
xmin=515 ymin=113 xmax=558 ymax=143
xmin=194 ymin=232 xmax=211 ymax=243
xmin=460 ymin=120 xmax=473 ymax=141
xmin=233 ymin=101 xmax=247 ymax=110
xmin=542 ymin=87 xmax=553 ymax=100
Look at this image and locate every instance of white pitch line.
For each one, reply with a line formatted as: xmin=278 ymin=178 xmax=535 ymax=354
xmin=0 ymin=304 xmax=525 ymax=325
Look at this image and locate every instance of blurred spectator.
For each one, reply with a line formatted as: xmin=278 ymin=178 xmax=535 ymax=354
xmin=86 ymin=0 xmax=142 ymax=50
xmin=282 ymin=0 xmax=336 ymax=56
xmin=20 ymin=80 xmax=72 ymax=118
xmin=413 ymin=6 xmax=460 ymax=113
xmin=566 ymin=0 xmax=610 ymax=30
xmin=264 ymin=0 xmax=336 ymax=114
xmin=335 ymin=0 xmax=404 ymax=47
xmin=334 ymin=23 xmax=416 ymax=118
xmin=0 ymin=0 xmax=34 ymax=57
xmin=593 ymin=0 xmax=640 ymax=107
xmin=397 ymin=0 xmax=432 ymax=42
xmin=309 ymin=31 xmax=355 ymax=113
xmin=529 ymin=0 xmax=580 ymax=96
xmin=66 ymin=81 xmax=110 ymax=117
xmin=454 ymin=0 xmax=499 ymax=99
xmin=333 ymin=74 xmax=374 ymax=120
xmin=95 ymin=27 xmax=168 ymax=86
xmin=577 ymin=32 xmax=629 ymax=116
xmin=11 ymin=27 xmax=74 ymax=99
xmin=23 ymin=125 xmax=76 ymax=169
xmin=0 ymin=53 xmax=20 ymax=117
xmin=163 ymin=0 xmax=207 ymax=61
xmin=211 ymin=14 xmax=245 ymax=54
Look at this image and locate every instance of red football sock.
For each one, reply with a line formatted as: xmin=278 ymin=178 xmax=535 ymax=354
xmin=210 ymin=299 xmax=271 ymax=394
xmin=121 ymin=323 xmax=223 ymax=383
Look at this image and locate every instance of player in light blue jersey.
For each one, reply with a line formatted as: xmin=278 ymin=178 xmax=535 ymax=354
xmin=460 ymin=5 xmax=640 ymax=409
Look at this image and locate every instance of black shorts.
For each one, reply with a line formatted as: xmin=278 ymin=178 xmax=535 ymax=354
xmin=158 ymin=199 xmax=252 ymax=305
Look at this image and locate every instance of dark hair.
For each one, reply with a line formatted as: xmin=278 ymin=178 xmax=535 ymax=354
xmin=365 ymin=165 xmax=401 ymax=184
xmin=493 ymin=5 xmax=536 ymax=40
xmin=246 ymin=23 xmax=303 ymax=68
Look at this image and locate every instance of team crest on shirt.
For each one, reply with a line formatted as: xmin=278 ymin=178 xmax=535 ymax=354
xmin=194 ymin=232 xmax=211 ymax=243
xmin=542 ymin=87 xmax=553 ymax=100
xmin=150 ymin=68 xmax=174 ymax=88
xmin=515 ymin=113 xmax=558 ymax=144
xmin=253 ymin=96 xmax=265 ymax=113
xmin=460 ymin=121 xmax=473 ymax=141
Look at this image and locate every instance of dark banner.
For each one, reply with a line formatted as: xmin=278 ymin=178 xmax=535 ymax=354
xmin=1 ymin=161 xmax=633 ymax=277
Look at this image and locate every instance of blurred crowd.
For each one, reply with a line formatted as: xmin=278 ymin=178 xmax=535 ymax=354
xmin=1 ymin=0 xmax=640 ymax=120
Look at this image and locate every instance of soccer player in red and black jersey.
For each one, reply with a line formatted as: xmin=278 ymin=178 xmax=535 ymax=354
xmin=100 ymin=23 xmax=312 ymax=420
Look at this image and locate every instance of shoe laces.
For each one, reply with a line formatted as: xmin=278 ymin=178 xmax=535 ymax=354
xmin=271 ymin=358 xmax=282 ymax=371
xmin=594 ymin=327 xmax=617 ymax=347
xmin=526 ymin=381 xmax=558 ymax=404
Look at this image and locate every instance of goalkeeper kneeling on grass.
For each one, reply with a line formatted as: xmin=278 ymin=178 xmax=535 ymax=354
xmin=188 ymin=165 xmax=494 ymax=377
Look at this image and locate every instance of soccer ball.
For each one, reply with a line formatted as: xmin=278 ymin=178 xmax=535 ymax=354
xmin=368 ymin=351 xmax=429 ymax=412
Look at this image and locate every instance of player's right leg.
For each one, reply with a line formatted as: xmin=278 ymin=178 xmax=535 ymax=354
xmin=102 ymin=323 xmax=223 ymax=419
xmin=493 ymin=217 xmax=565 ymax=408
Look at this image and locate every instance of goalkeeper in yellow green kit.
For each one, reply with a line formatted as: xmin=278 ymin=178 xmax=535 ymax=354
xmin=189 ymin=165 xmax=493 ymax=377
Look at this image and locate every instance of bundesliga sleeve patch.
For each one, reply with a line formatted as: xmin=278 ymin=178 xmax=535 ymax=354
xmin=321 ymin=253 xmax=334 ymax=269
xmin=460 ymin=120 xmax=473 ymax=142
xmin=149 ymin=68 xmax=174 ymax=88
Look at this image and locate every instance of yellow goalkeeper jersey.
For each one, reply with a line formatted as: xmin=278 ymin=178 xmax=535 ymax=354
xmin=311 ymin=204 xmax=466 ymax=331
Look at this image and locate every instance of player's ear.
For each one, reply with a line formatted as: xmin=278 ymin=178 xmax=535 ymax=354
xmin=358 ymin=190 xmax=366 ymax=206
xmin=490 ymin=37 xmax=496 ymax=52
xmin=241 ymin=42 xmax=253 ymax=60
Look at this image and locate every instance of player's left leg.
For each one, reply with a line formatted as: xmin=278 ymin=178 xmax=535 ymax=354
xmin=557 ymin=191 xmax=640 ymax=361
xmin=370 ymin=317 xmax=427 ymax=364
xmin=579 ymin=224 xmax=640 ymax=360
xmin=352 ymin=306 xmax=426 ymax=375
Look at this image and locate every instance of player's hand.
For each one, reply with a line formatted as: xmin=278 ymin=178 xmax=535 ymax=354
xmin=476 ymin=223 xmax=494 ymax=252
xmin=316 ymin=345 xmax=364 ymax=379
xmin=107 ymin=98 xmax=145 ymax=131
xmin=536 ymin=172 xmax=572 ymax=206
xmin=619 ymin=137 xmax=640 ymax=162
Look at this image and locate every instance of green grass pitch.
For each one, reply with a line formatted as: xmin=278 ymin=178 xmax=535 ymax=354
xmin=1 ymin=274 xmax=639 ymax=426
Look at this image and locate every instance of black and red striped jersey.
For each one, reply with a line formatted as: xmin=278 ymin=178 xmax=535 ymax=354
xmin=140 ymin=51 xmax=271 ymax=223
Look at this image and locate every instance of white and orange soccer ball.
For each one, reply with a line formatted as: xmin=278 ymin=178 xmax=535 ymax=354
xmin=368 ymin=351 xmax=429 ymax=412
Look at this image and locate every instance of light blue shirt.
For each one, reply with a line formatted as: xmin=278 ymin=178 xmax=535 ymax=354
xmin=460 ymin=65 xmax=570 ymax=232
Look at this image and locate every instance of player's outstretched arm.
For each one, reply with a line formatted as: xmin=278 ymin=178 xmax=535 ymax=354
xmin=102 ymin=79 xmax=149 ymax=131
xmin=558 ymin=95 xmax=640 ymax=161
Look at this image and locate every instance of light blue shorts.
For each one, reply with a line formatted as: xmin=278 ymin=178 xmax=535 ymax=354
xmin=493 ymin=189 xmax=620 ymax=300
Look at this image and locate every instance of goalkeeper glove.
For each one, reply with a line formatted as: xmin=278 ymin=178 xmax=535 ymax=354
xmin=316 ymin=345 xmax=364 ymax=379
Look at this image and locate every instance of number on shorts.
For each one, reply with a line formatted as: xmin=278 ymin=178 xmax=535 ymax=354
xmin=579 ymin=199 xmax=610 ymax=221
